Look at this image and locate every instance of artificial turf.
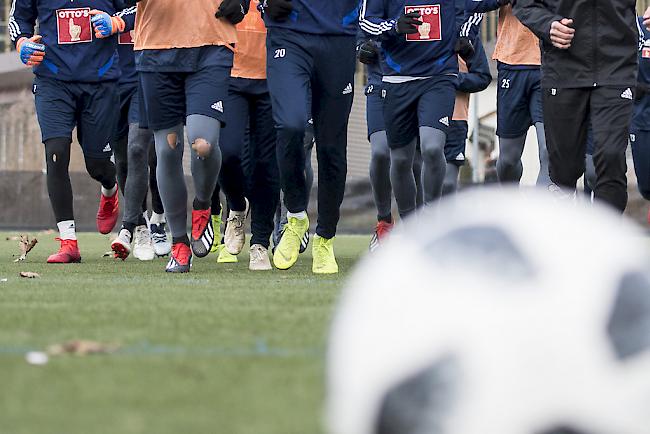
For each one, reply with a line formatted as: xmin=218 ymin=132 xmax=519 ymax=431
xmin=0 ymin=232 xmax=368 ymax=434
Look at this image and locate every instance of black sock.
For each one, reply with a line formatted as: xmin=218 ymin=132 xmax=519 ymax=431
xmin=378 ymin=214 xmax=393 ymax=224
xmin=121 ymin=222 xmax=136 ymax=235
xmin=193 ymin=197 xmax=210 ymax=211
xmin=172 ymin=235 xmax=190 ymax=246
xmin=45 ymin=137 xmax=74 ymax=222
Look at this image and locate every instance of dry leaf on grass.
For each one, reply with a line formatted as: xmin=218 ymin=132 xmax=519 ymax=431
xmin=5 ymin=236 xmax=20 ymax=241
xmin=19 ymin=271 xmax=40 ymax=279
xmin=47 ymin=340 xmax=120 ymax=356
xmin=13 ymin=235 xmax=38 ymax=262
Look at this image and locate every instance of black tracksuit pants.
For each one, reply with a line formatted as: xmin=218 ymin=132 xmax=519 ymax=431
xmin=543 ymin=86 xmax=633 ymax=212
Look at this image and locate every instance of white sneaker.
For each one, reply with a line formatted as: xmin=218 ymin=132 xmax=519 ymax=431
xmin=150 ymin=222 xmax=171 ymax=257
xmin=249 ymin=244 xmax=272 ymax=271
xmin=133 ymin=225 xmax=155 ymax=261
xmin=111 ymin=228 xmax=132 ymax=260
xmin=224 ymin=198 xmax=249 ymax=255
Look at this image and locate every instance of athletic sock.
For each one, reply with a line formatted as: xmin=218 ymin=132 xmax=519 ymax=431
xmin=378 ymin=214 xmax=393 ymax=224
xmin=150 ymin=212 xmax=166 ymax=225
xmin=193 ymin=197 xmax=210 ymax=211
xmin=122 ymin=222 xmax=136 ymax=235
xmin=101 ymin=184 xmax=118 ymax=197
xmin=172 ymin=234 xmax=190 ymax=246
xmin=57 ymin=220 xmax=77 ymax=241
xmin=287 ymin=211 xmax=307 ymax=220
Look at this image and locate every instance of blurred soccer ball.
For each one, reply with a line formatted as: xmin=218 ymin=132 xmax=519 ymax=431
xmin=327 ymin=188 xmax=650 ymax=434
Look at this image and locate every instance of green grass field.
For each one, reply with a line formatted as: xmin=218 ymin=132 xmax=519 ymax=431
xmin=0 ymin=233 xmax=368 ymax=434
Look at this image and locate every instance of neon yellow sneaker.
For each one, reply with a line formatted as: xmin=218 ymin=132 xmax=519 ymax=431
xmin=216 ymin=244 xmax=238 ymax=263
xmin=312 ymin=235 xmax=338 ymax=274
xmin=210 ymin=214 xmax=223 ymax=254
xmin=273 ymin=215 xmax=309 ymax=270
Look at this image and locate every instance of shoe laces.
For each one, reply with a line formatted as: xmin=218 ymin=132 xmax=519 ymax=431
xmin=250 ymin=245 xmax=266 ymax=262
xmin=135 ymin=227 xmax=151 ymax=246
xmin=227 ymin=212 xmax=245 ymax=231
xmin=55 ymin=237 xmax=76 ymax=251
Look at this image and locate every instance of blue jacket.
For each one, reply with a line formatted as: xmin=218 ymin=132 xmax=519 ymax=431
xmin=634 ymin=16 xmax=650 ymax=132
xmin=263 ymin=0 xmax=360 ymax=36
xmin=457 ymin=34 xmax=491 ymax=93
xmin=464 ymin=0 xmax=502 ymax=13
xmin=360 ymin=0 xmax=482 ymax=77
xmin=9 ymin=0 xmax=134 ymax=82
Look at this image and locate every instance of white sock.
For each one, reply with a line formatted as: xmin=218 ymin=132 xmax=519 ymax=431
xmin=287 ymin=211 xmax=307 ymax=220
xmin=57 ymin=220 xmax=77 ymax=240
xmin=150 ymin=212 xmax=166 ymax=225
xmin=101 ymin=184 xmax=117 ymax=197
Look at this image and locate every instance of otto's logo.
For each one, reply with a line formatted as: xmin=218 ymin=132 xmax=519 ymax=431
xmin=119 ymin=30 xmax=135 ymax=45
xmin=56 ymin=8 xmax=92 ymax=44
xmin=405 ymin=4 xmax=441 ymax=42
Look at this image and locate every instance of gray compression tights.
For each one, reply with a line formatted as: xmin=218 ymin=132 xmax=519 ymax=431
xmin=391 ymin=127 xmax=446 ymax=217
xmin=154 ymin=114 xmax=222 ymax=239
xmin=369 ymin=131 xmax=392 ymax=220
xmin=497 ymin=122 xmax=550 ymax=186
xmin=441 ymin=163 xmax=460 ymax=196
xmin=123 ymin=124 xmax=154 ymax=226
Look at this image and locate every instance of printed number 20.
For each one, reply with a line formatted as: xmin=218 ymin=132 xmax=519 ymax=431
xmin=274 ymin=49 xmax=286 ymax=58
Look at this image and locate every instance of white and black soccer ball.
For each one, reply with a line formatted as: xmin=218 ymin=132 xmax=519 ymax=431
xmin=327 ymin=189 xmax=650 ymax=434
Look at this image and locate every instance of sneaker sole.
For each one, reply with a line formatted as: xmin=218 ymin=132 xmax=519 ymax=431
xmin=165 ymin=266 xmax=190 ymax=273
xmin=111 ymin=242 xmax=130 ymax=260
xmin=47 ymin=258 xmax=82 ymax=264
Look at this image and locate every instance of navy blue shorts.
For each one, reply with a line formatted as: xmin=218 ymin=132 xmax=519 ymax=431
xmin=366 ymin=83 xmax=385 ymax=138
xmin=630 ymin=130 xmax=650 ymax=199
xmin=445 ymin=120 xmax=468 ymax=166
xmin=139 ymin=46 xmax=233 ymax=131
xmin=115 ymin=82 xmax=139 ymax=140
xmin=33 ymin=76 xmax=118 ymax=159
xmin=496 ymin=65 xmax=543 ymax=138
xmin=383 ymin=76 xmax=456 ymax=150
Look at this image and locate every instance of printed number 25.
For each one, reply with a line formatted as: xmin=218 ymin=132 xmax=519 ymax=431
xmin=274 ymin=49 xmax=286 ymax=58
xmin=501 ymin=79 xmax=511 ymax=89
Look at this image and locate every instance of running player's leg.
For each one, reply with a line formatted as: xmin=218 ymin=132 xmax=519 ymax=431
xmin=385 ymin=80 xmax=420 ymax=219
xmin=184 ymin=47 xmax=232 ymax=258
xmin=413 ymin=146 xmax=424 ymax=209
xmin=496 ymin=67 xmax=532 ymax=184
xmin=310 ymin=34 xmax=356 ymax=274
xmin=34 ymin=76 xmax=80 ymax=262
xmin=417 ymin=77 xmax=456 ymax=205
xmin=266 ymin=29 xmax=313 ymax=270
xmin=141 ymin=69 xmax=190 ymax=271
xmin=219 ymin=83 xmax=249 ymax=256
xmin=529 ymin=71 xmax=551 ymax=187
xmin=590 ymin=86 xmax=633 ymax=212
xmin=247 ymin=91 xmax=280 ymax=270
xmin=442 ymin=120 xmax=469 ymax=196
xmin=542 ymin=87 xmax=590 ymax=196
xmin=369 ymin=131 xmax=392 ymax=220
xmin=77 ymin=80 xmax=119 ymax=235
xmin=146 ymin=110 xmax=171 ymax=257
xmin=113 ymin=84 xmax=135 ymax=196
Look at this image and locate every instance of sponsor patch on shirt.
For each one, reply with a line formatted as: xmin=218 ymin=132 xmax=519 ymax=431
xmin=119 ymin=30 xmax=135 ymax=45
xmin=405 ymin=4 xmax=441 ymax=42
xmin=56 ymin=8 xmax=92 ymax=44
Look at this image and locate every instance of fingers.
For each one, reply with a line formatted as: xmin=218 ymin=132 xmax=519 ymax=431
xmin=30 ymin=34 xmax=42 ymax=43
xmin=645 ymin=7 xmax=650 ymax=30
xmin=550 ymin=18 xmax=574 ymax=49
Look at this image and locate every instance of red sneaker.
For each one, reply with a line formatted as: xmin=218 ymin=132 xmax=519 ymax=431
xmin=47 ymin=238 xmax=81 ymax=263
xmin=190 ymin=208 xmax=214 ymax=258
xmin=165 ymin=242 xmax=192 ymax=273
xmin=369 ymin=220 xmax=394 ymax=252
xmin=97 ymin=188 xmax=119 ymax=234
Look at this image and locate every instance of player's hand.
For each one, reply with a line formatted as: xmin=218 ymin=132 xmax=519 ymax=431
xmin=549 ymin=18 xmax=574 ymax=49
xmin=644 ymin=7 xmax=650 ymax=31
xmin=264 ymin=0 xmax=293 ymax=22
xmin=455 ymin=36 xmax=475 ymax=61
xmin=215 ymin=0 xmax=246 ymax=25
xmin=358 ymin=40 xmax=379 ymax=65
xmin=90 ymin=10 xmax=125 ymax=38
xmin=16 ymin=35 xmax=45 ymax=67
xmin=396 ymin=11 xmax=422 ymax=35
